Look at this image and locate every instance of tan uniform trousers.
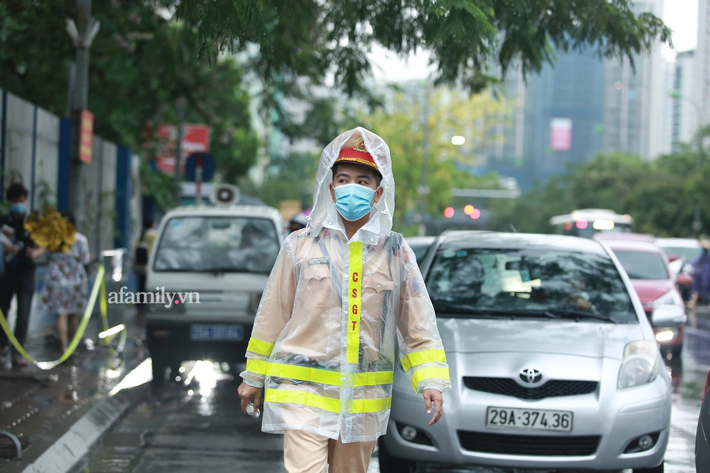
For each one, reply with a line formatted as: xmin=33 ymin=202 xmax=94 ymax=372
xmin=284 ymin=430 xmax=377 ymax=473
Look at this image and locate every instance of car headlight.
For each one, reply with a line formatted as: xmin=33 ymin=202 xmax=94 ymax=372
xmin=618 ymin=341 xmax=661 ymax=389
xmin=653 ymin=290 xmax=683 ymax=308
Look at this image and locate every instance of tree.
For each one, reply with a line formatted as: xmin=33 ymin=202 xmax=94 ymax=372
xmin=488 ymin=127 xmax=710 ymax=238
xmin=175 ymin=0 xmax=672 ymax=97
xmin=357 ymin=85 xmax=506 ymax=231
xmin=0 ymin=0 xmax=259 ymax=210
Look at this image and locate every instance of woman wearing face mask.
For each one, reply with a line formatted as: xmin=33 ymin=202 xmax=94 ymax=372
xmin=0 ymin=183 xmax=45 ymax=366
xmin=238 ymin=129 xmax=451 ymax=473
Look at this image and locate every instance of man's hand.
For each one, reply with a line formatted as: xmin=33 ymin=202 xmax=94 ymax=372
xmin=238 ymin=382 xmax=263 ymax=414
xmin=423 ymin=389 xmax=444 ymax=426
xmin=4 ymin=244 xmax=19 ymax=255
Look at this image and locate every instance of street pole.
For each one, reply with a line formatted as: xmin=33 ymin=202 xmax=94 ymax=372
xmin=173 ymin=97 xmax=186 ymax=205
xmin=418 ymin=82 xmax=430 ymax=236
xmin=66 ymin=0 xmax=99 ymax=223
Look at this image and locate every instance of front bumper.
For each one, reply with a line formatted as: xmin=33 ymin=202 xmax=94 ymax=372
xmin=384 ymin=375 xmax=670 ymax=470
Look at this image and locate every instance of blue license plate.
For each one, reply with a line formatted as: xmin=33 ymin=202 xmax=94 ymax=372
xmin=190 ymin=325 xmax=244 ymax=341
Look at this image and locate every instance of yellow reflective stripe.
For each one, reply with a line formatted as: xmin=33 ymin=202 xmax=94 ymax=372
xmin=401 ymin=348 xmax=447 ymax=372
xmin=264 ymin=389 xmax=391 ymax=414
xmin=266 ymin=363 xmax=340 ymax=385
xmin=266 ymin=363 xmax=393 ymax=387
xmin=355 ymin=371 xmax=394 ymax=386
xmin=409 ymin=366 xmax=451 ymax=392
xmin=247 ymin=359 xmax=268 ymax=375
xmin=247 ymin=338 xmax=275 ymax=357
xmin=347 ymin=242 xmax=363 ymax=364
xmin=246 ymin=359 xmax=268 ymax=375
xmin=352 ymin=396 xmax=392 ymax=413
xmin=265 ymin=389 xmax=340 ymax=413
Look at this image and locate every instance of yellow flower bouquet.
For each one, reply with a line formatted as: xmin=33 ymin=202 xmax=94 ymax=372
xmin=23 ymin=207 xmax=76 ymax=253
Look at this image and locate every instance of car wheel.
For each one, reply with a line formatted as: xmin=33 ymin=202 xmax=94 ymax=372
xmin=377 ymin=439 xmax=417 ymax=473
xmin=151 ymin=356 xmax=167 ymax=387
xmin=632 ymin=461 xmax=663 ymax=473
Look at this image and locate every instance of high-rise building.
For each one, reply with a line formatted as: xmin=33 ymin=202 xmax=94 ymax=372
xmin=602 ymin=0 xmax=665 ymax=160
xmin=697 ymin=0 xmax=710 ymax=126
xmin=671 ymin=51 xmax=699 ymax=149
xmin=523 ymin=48 xmax=606 ymax=183
xmin=661 ymin=58 xmax=675 ymax=155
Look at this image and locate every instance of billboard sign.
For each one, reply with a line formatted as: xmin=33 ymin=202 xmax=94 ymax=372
xmin=155 ymin=124 xmax=210 ymax=174
xmin=550 ymin=118 xmax=572 ymax=151
xmin=79 ymin=110 xmax=94 ymax=163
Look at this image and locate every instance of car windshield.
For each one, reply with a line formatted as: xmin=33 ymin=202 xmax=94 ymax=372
xmin=660 ymin=246 xmax=701 ymax=263
xmin=425 ymin=247 xmax=636 ymax=323
xmin=154 ymin=216 xmax=280 ymax=273
xmin=612 ymin=250 xmax=669 ymax=280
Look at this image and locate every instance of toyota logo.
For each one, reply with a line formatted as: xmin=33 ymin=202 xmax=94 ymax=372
xmin=519 ymin=368 xmax=542 ymax=384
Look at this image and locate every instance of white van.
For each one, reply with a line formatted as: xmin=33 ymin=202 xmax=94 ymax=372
xmin=145 ymin=187 xmax=284 ymax=385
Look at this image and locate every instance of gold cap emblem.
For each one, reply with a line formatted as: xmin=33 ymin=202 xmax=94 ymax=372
xmin=353 ymin=137 xmax=367 ymax=153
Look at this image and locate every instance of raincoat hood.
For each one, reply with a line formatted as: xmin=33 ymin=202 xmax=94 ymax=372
xmin=309 ymin=127 xmax=395 ymax=238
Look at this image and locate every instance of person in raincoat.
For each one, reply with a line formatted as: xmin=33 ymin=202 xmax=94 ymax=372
xmin=238 ymin=127 xmax=451 ymax=473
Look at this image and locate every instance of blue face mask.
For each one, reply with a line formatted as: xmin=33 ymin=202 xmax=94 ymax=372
xmin=334 ymin=184 xmax=376 ymax=222
xmin=10 ymin=203 xmax=26 ymax=215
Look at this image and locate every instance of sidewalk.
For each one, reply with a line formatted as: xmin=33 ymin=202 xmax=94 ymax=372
xmin=0 ymin=307 xmax=147 ymax=469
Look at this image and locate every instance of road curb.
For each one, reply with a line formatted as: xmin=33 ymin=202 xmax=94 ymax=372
xmin=0 ymin=365 xmax=149 ymax=473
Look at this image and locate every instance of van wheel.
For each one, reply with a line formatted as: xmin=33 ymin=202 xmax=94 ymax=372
xmin=377 ymin=439 xmax=417 ymax=473
xmin=151 ymin=356 xmax=167 ymax=387
xmin=633 ymin=461 xmax=663 ymax=473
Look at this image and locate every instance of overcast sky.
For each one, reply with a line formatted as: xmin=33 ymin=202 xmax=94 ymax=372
xmin=369 ymin=0 xmax=699 ymax=82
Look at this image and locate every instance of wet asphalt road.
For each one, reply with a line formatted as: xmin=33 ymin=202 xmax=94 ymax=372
xmin=84 ymin=335 xmax=710 ymax=473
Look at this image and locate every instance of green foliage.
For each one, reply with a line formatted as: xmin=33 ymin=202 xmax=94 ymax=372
xmin=489 ymin=127 xmax=710 ymax=237
xmin=240 ymin=152 xmax=320 ymax=209
xmin=357 ymin=86 xmax=507 ymax=228
xmin=175 ymin=0 xmax=672 ymax=95
xmin=0 ymin=0 xmax=259 ymax=208
xmin=139 ymin=160 xmax=178 ymax=213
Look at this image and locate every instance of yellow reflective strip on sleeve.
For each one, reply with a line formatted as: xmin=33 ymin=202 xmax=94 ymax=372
xmin=354 ymin=371 xmax=394 ymax=386
xmin=266 ymin=363 xmax=341 ymax=386
xmin=246 ymin=359 xmax=268 ymax=375
xmin=409 ymin=366 xmax=451 ymax=392
xmin=400 ymin=348 xmax=447 ymax=372
xmin=347 ymin=242 xmax=363 ymax=364
xmin=247 ymin=338 xmax=275 ymax=357
xmin=265 ymin=389 xmax=340 ymax=413
xmin=352 ymin=396 xmax=392 ymax=413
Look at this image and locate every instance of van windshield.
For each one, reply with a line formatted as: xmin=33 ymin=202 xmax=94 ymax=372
xmin=154 ymin=216 xmax=280 ymax=273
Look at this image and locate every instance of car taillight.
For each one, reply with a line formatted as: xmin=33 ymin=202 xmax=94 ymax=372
xmin=704 ymin=371 xmax=710 ymax=403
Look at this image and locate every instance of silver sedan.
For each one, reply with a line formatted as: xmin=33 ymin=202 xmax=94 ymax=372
xmin=380 ymin=231 xmax=684 ymax=473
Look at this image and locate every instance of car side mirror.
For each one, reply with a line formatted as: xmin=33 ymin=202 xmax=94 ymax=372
xmin=668 ymin=254 xmax=679 ymax=262
xmin=651 ymin=305 xmax=686 ymax=328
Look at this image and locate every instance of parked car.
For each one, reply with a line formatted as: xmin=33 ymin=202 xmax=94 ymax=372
xmin=601 ymin=239 xmax=686 ymax=358
xmin=696 ymin=369 xmax=710 ymax=470
xmin=380 ymin=231 xmax=681 ymax=473
xmin=656 ymin=238 xmax=700 ymax=301
xmin=145 ymin=187 xmax=284 ymax=386
xmin=405 ymin=236 xmax=436 ymax=266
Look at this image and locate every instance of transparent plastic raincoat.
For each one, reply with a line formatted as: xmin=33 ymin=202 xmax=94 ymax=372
xmin=241 ymin=127 xmax=451 ymax=443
